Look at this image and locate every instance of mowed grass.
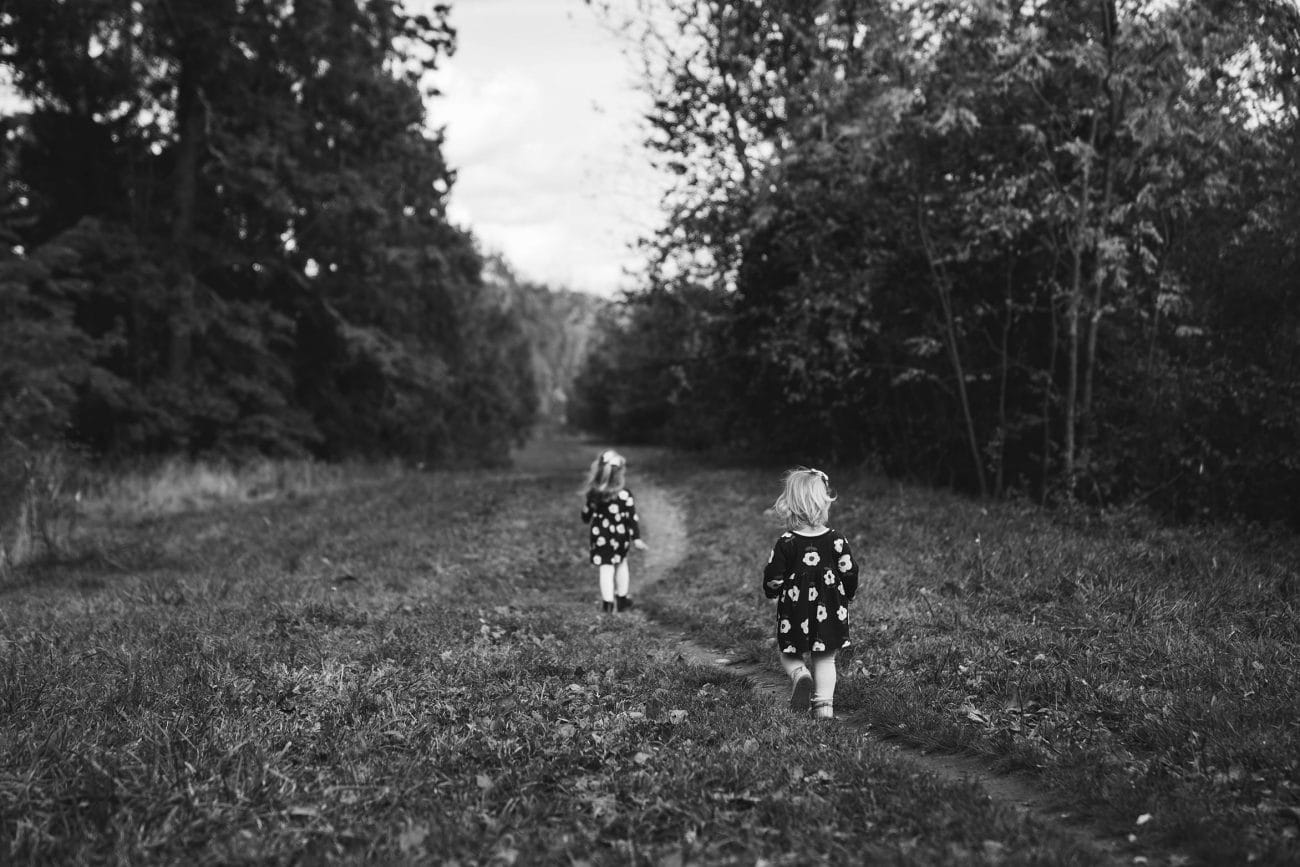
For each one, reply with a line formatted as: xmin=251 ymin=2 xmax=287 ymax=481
xmin=2 ymin=454 xmax=1099 ymax=865
xmin=634 ymin=454 xmax=1300 ymax=866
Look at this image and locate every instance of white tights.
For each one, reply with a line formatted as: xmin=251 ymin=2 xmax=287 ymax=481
xmin=780 ymin=651 xmax=837 ymax=705
xmin=598 ymin=561 xmax=630 ymax=603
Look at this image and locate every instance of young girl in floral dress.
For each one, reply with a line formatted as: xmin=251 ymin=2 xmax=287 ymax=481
xmin=762 ymin=468 xmax=860 ymax=719
xmin=581 ymin=449 xmax=647 ymax=612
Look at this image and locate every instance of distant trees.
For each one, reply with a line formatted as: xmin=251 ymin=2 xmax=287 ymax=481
xmin=586 ymin=0 xmax=1300 ymax=524
xmin=484 ymin=255 xmax=608 ymax=430
xmin=1 ymin=0 xmax=538 ymax=464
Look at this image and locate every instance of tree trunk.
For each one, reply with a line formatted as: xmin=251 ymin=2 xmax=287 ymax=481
xmin=1080 ymin=0 xmax=1119 ymax=472
xmin=1064 ymin=231 xmax=1081 ymax=497
xmin=1042 ymin=281 xmax=1058 ymax=506
xmin=168 ymin=52 xmax=204 ymax=381
xmin=1064 ymin=114 xmax=1099 ymax=499
xmin=995 ymin=264 xmax=1015 ymax=498
xmin=916 ymin=195 xmax=989 ymax=498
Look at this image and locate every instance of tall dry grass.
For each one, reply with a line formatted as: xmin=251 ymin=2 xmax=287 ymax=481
xmin=77 ymin=456 xmax=409 ymax=521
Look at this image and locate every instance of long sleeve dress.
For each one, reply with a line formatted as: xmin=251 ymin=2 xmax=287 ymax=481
xmin=762 ymin=529 xmax=859 ymax=654
xmin=581 ymin=488 xmax=640 ymax=566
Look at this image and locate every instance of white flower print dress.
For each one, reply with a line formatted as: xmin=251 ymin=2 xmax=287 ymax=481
xmin=581 ymin=488 xmax=641 ymax=565
xmin=762 ymin=530 xmax=859 ymax=654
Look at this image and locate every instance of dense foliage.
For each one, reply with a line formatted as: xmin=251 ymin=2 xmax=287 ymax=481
xmin=0 ymin=0 xmax=538 ymax=465
xmin=585 ymin=0 xmax=1300 ymax=525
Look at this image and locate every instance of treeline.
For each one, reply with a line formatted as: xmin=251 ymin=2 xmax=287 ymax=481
xmin=0 ymin=0 xmax=548 ymax=469
xmin=579 ymin=0 xmax=1300 ymax=525
xmin=483 ymin=254 xmax=608 ymax=429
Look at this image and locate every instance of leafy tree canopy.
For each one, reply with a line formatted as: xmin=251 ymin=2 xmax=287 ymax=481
xmin=1 ymin=0 xmax=545 ymax=464
xmin=585 ymin=0 xmax=1300 ymax=525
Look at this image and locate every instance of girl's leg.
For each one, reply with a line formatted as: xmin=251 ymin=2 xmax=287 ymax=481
xmin=810 ymin=651 xmax=838 ymax=718
xmin=779 ymin=652 xmax=809 ymax=680
xmin=780 ymin=652 xmax=813 ymax=711
xmin=614 ymin=560 xmax=631 ymax=598
xmin=598 ymin=564 xmax=616 ymax=604
xmin=614 ymin=560 xmax=634 ymax=611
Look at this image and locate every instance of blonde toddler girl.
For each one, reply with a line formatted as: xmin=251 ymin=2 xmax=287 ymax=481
xmin=762 ymin=468 xmax=860 ymax=718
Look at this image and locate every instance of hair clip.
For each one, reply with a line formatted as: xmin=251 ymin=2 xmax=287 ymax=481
xmin=810 ymin=468 xmax=829 ymax=483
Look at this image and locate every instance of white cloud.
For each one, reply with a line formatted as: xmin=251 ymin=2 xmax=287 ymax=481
xmin=424 ymin=0 xmax=667 ymax=296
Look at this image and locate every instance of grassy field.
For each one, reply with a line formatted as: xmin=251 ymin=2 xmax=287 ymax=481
xmin=635 ymin=452 xmax=1300 ymax=865
xmin=1 ymin=439 xmax=1296 ymax=864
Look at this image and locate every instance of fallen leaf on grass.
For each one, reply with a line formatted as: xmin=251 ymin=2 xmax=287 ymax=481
xmin=960 ymin=702 xmax=991 ymax=726
xmin=667 ymin=709 xmax=688 ymax=724
xmin=588 ymin=794 xmax=618 ymax=818
xmin=398 ymin=825 xmax=429 ymax=854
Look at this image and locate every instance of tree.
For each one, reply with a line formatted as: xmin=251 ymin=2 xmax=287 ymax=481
xmin=594 ymin=0 xmax=1300 ymax=523
xmin=1 ymin=1 xmax=541 ymax=463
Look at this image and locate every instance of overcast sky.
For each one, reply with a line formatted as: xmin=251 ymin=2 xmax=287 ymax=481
xmin=427 ymin=0 xmax=668 ymax=297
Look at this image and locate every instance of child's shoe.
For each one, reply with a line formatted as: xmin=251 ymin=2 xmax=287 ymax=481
xmin=601 ymin=601 xmax=614 ymax=614
xmin=812 ymin=700 xmax=834 ymax=720
xmin=615 ymin=595 xmax=633 ymax=612
xmin=789 ymin=670 xmax=813 ymax=712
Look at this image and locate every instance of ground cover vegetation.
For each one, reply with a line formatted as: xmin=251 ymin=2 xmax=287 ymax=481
xmin=0 ymin=1 xmax=604 ymax=570
xmin=635 ymin=451 xmax=1300 ymax=865
xmin=578 ymin=0 xmax=1300 ymax=527
xmin=1 ymin=446 xmax=1109 ymax=865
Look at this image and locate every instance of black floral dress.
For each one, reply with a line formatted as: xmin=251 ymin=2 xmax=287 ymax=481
xmin=581 ymin=488 xmax=641 ymax=566
xmin=762 ymin=530 xmax=859 ymax=654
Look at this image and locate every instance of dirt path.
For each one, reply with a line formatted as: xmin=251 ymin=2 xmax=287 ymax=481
xmin=632 ymin=476 xmax=1130 ymax=866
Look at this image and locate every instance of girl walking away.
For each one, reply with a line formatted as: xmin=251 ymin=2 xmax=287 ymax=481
xmin=581 ymin=449 xmax=647 ymax=613
xmin=762 ymin=468 xmax=860 ymax=719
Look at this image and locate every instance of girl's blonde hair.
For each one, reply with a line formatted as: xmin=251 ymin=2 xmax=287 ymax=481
xmin=768 ymin=468 xmax=835 ymax=530
xmin=584 ymin=449 xmax=627 ymax=497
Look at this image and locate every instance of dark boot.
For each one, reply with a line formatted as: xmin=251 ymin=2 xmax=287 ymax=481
xmin=615 ymin=595 xmax=633 ymax=612
xmin=601 ymin=601 xmax=614 ymax=614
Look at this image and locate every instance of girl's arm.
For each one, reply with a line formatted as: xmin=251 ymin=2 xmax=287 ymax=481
xmin=839 ymin=536 xmax=860 ymax=601
xmin=580 ymin=494 xmax=593 ymax=523
xmin=762 ymin=539 xmax=787 ymax=599
xmin=623 ymin=490 xmax=642 ymax=541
